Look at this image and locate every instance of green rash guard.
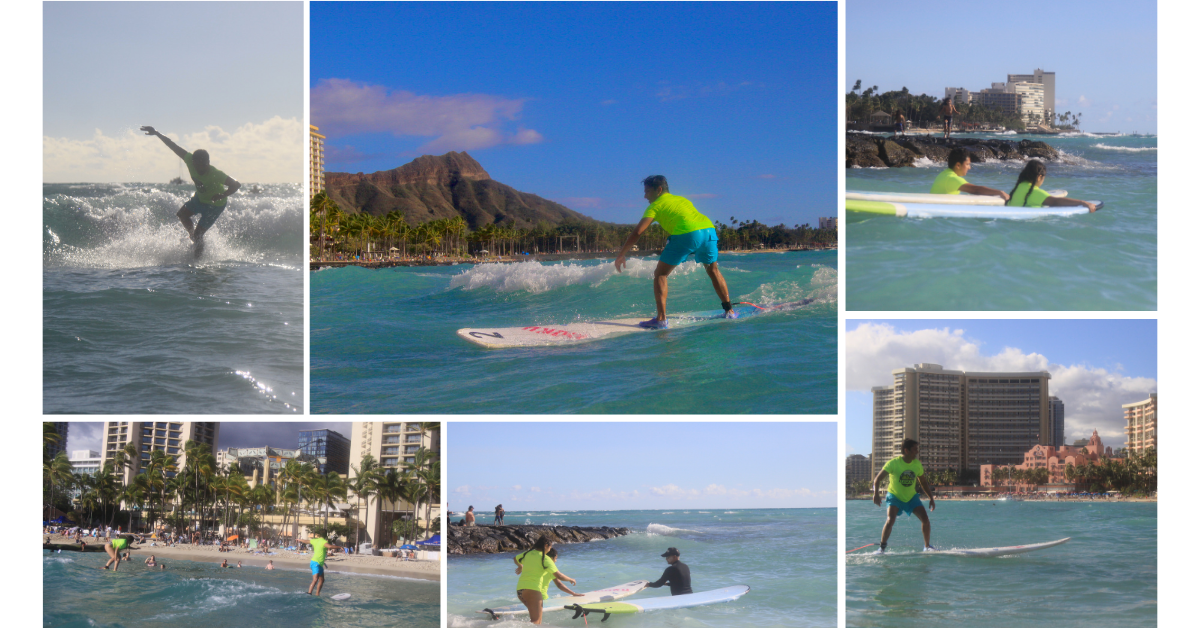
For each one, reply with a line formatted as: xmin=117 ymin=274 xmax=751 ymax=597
xmin=183 ymin=152 xmax=229 ymax=207
xmin=1006 ymin=182 xmax=1053 ymax=207
xmin=309 ymin=538 xmax=329 ymax=564
xmin=111 ymin=538 xmax=128 ymax=550
xmin=930 ymin=168 xmax=968 ymax=194
xmin=516 ymin=550 xmax=558 ymax=599
xmin=642 ymin=193 xmax=716 ymax=236
xmin=883 ymin=456 xmax=924 ymax=502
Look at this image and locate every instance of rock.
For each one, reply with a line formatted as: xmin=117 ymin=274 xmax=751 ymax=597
xmin=845 ymin=133 xmax=1062 ymax=168
xmin=448 ymin=525 xmax=632 ymax=556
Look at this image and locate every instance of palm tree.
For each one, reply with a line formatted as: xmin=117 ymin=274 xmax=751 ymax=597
xmin=44 ymin=451 xmax=74 ymax=519
xmin=350 ymin=455 xmax=381 ymax=549
xmin=419 ymin=459 xmax=440 ymax=539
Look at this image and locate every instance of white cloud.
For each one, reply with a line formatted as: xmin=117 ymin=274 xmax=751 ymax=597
xmin=1078 ymin=95 xmax=1092 ymax=107
xmin=44 ymin=116 xmax=303 ymax=183
xmin=530 ymin=487 xmax=541 ymax=493
xmin=453 ymin=485 xmax=472 ymax=495
xmin=649 ymin=484 xmax=699 ymax=498
xmin=512 ymin=485 xmax=522 ymax=491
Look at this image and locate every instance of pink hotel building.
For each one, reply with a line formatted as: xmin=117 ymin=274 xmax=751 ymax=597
xmin=980 ymin=430 xmax=1117 ymax=489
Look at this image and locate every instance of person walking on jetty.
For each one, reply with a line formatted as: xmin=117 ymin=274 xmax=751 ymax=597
xmin=615 ymin=175 xmax=735 ymax=329
xmin=931 ymin=149 xmax=1010 ymax=200
xmin=939 ymin=96 xmax=959 ymax=138
xmin=301 ymin=531 xmax=342 ymax=596
xmin=141 ymin=125 xmax=241 ymax=259
xmin=494 ymin=504 xmax=505 ymax=525
xmin=465 ymin=505 xmax=476 ymax=526
xmin=893 ymin=109 xmax=906 ymax=137
xmin=1006 ymin=160 xmax=1098 ymax=212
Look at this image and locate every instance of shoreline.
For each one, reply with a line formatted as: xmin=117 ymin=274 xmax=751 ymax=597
xmin=43 ymin=534 xmax=440 ymax=581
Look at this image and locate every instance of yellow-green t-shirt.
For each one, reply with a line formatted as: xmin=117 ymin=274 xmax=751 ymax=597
xmin=930 ymin=168 xmax=968 ymax=195
xmin=882 ymin=456 xmax=924 ymax=502
xmin=183 ymin=152 xmax=229 ymax=207
xmin=516 ymin=550 xmax=558 ymax=598
xmin=309 ymin=537 xmax=329 ymax=564
xmin=1006 ymin=182 xmax=1052 ymax=207
xmin=111 ymin=537 xmax=128 ymax=550
xmin=642 ymin=193 xmax=716 ymax=236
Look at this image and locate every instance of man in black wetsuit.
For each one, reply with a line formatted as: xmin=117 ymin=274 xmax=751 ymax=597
xmin=646 ymin=547 xmax=692 ymax=595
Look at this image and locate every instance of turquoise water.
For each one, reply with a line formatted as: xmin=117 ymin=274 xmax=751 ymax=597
xmin=44 ymin=183 xmax=304 ymax=413
xmin=42 ymin=551 xmax=438 ymax=627
xmin=311 ymin=251 xmax=837 ymax=413
xmin=845 ymin=500 xmax=1156 ymax=627
xmin=846 ymin=133 xmax=1156 ymax=310
xmin=448 ymin=509 xmax=836 ymax=628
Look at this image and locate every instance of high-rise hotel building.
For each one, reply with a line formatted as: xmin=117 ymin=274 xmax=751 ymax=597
xmin=1123 ymin=393 xmax=1157 ymax=454
xmin=100 ymin=421 xmax=220 ymax=483
xmin=310 ymin=125 xmax=325 ymax=198
xmin=349 ymin=422 xmax=441 ymax=546
xmin=871 ymin=364 xmax=1051 ymax=475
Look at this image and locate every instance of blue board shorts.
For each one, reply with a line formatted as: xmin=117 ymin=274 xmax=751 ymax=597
xmin=885 ymin=492 xmax=925 ymax=516
xmin=311 ymin=560 xmax=325 ymax=576
xmin=660 ymin=227 xmax=719 ymax=266
xmin=183 ymin=196 xmax=227 ymax=232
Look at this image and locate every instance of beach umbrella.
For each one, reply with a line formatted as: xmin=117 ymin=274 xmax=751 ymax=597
xmin=400 ymin=544 xmax=419 ymax=550
xmin=418 ymin=534 xmax=441 ymax=546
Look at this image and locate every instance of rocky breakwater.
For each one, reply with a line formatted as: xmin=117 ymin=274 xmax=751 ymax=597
xmin=449 ymin=525 xmax=632 ymax=556
xmin=847 ymin=133 xmax=1060 ymax=168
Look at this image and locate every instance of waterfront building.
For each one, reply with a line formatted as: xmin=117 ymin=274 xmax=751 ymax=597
xmin=846 ymin=454 xmax=871 ymax=486
xmin=819 ymin=217 xmax=838 ymax=231
xmin=310 ymin=125 xmax=325 ymax=198
xmin=348 ymin=422 xmax=441 ymax=548
xmin=1012 ymin=81 xmax=1047 ymax=124
xmin=980 ymin=430 xmax=1118 ymax=490
xmin=100 ymin=421 xmax=220 ymax=485
xmin=47 ymin=422 xmax=69 ymax=459
xmin=1123 ymin=393 xmax=1157 ymax=453
xmin=298 ymin=429 xmax=350 ymax=474
xmin=67 ymin=450 xmax=102 ymax=502
xmin=215 ymin=446 xmax=325 ymax=485
xmin=944 ymin=87 xmax=971 ymax=105
xmin=1008 ymin=69 xmax=1056 ymax=122
xmin=1050 ymin=396 xmax=1065 ymax=448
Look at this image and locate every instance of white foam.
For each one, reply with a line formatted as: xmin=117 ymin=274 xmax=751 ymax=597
xmin=646 ymin=523 xmax=701 ymax=536
xmin=1093 ymin=143 xmax=1157 ymax=152
xmin=448 ymin=258 xmax=702 ymax=294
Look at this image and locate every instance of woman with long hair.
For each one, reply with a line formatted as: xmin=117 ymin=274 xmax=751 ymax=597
xmin=513 ymin=536 xmax=578 ymax=624
xmin=1006 ymin=160 xmax=1098 ymax=212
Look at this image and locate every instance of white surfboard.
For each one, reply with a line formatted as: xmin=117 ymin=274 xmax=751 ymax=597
xmin=458 ymin=300 xmax=815 ymax=348
xmin=480 ymin=580 xmax=649 ymax=619
xmin=847 ymin=189 xmax=1068 ymax=206
xmin=567 ymin=585 xmax=750 ymax=619
xmin=847 ymin=199 xmax=1099 ymax=219
xmin=912 ymin=537 xmax=1075 ymax=557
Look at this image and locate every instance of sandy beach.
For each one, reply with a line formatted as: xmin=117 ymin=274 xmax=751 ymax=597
xmin=44 ymin=533 xmax=441 ymax=581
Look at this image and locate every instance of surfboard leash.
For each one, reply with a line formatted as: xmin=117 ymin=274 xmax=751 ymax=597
xmin=734 ymin=301 xmax=768 ymax=310
xmin=846 ymin=542 xmax=879 ymax=554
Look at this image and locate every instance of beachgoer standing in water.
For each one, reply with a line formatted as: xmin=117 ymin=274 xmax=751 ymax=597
xmin=514 ymin=536 xmax=578 ymax=625
xmin=646 ymin=547 xmax=693 ymax=595
xmin=872 ymin=438 xmax=936 ymax=553
xmin=102 ymin=535 xmax=131 ymax=571
xmin=940 ymin=97 xmax=959 ymax=138
xmin=931 ymin=149 xmax=1010 ymax=200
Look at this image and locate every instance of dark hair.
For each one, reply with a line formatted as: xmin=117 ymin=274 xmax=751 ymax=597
xmin=947 ymin=148 xmax=970 ymax=169
xmin=518 ymin=535 xmax=553 ymax=570
xmin=193 ymin=149 xmax=210 ymax=162
xmin=1007 ymin=160 xmax=1047 ymax=207
xmin=642 ymin=175 xmax=669 ymax=192
xmin=547 ymin=548 xmax=558 ymax=560
xmin=901 ymin=438 xmax=920 ymax=453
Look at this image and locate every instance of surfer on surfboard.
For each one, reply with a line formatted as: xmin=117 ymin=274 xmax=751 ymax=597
xmin=299 ymin=530 xmax=342 ymax=596
xmin=872 ymin=438 xmax=936 ymax=553
xmin=141 ymin=126 xmax=240 ymax=259
xmin=615 ymin=176 xmax=735 ymax=329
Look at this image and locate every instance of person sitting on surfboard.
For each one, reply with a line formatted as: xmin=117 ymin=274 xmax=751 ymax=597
xmin=646 ymin=547 xmax=692 ymax=595
xmin=615 ymin=175 xmax=735 ymax=329
xmin=872 ymin=438 xmax=936 ymax=553
xmin=141 ymin=126 xmax=241 ymax=259
xmin=931 ymin=149 xmax=1010 ymax=200
xmin=300 ymin=531 xmax=342 ymax=596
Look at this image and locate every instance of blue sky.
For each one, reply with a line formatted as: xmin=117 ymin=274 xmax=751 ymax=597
xmin=846 ymin=0 xmax=1157 ymax=134
xmin=311 ymin=1 xmax=837 ymax=226
xmin=449 ymin=423 xmax=836 ymax=510
xmin=845 ymin=319 xmax=1157 ymax=457
xmin=43 ymin=2 xmax=304 ymax=182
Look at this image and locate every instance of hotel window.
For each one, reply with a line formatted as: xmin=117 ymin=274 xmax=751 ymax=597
xmin=382 ymin=447 xmax=399 ymax=456
xmin=384 ymin=435 xmax=399 ymax=444
xmin=384 ymin=425 xmax=401 ymax=433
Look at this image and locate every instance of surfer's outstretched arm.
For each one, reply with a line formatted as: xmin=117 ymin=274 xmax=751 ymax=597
xmin=615 ymin=217 xmax=654 ymax=272
xmin=141 ymin=126 xmax=188 ymax=159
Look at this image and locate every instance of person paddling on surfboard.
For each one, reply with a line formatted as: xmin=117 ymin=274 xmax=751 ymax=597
xmin=141 ymin=126 xmax=241 ymax=259
xmin=615 ymin=175 xmax=735 ymax=329
xmin=1005 ymin=160 xmax=1098 ymax=212
xmin=872 ymin=438 xmax=936 ymax=553
xmin=931 ymin=149 xmax=1010 ymax=201
xmin=646 ymin=547 xmax=692 ymax=595
xmin=300 ymin=530 xmax=342 ymax=596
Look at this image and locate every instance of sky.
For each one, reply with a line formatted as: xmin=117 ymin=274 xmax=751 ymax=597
xmin=846 ymin=0 xmax=1157 ymax=134
xmin=311 ymin=1 xmax=837 ymax=226
xmin=65 ymin=422 xmax=353 ymax=455
xmin=845 ymin=320 xmax=1158 ymax=457
xmin=449 ymin=422 xmax=836 ymax=511
xmin=43 ymin=2 xmax=305 ymax=183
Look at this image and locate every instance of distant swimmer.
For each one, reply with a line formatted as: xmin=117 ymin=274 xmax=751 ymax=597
xmin=646 ymin=547 xmax=692 ymax=595
xmin=144 ymin=555 xmax=156 ymax=567
xmin=301 ymin=530 xmax=343 ymax=596
xmin=939 ymin=96 xmax=959 ymax=138
xmin=141 ymin=126 xmax=241 ymax=259
xmin=1006 ymin=160 xmax=1098 ymax=212
xmin=266 ymin=560 xmax=275 ymax=570
xmin=872 ymin=438 xmax=936 ymax=553
xmin=931 ymin=149 xmax=1010 ymax=201
xmin=615 ymin=175 xmax=734 ymax=329
xmin=514 ymin=536 xmax=578 ymax=625
xmin=220 ymin=558 xmax=229 ymax=568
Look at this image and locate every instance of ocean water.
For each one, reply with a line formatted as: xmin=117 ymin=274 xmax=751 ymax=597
xmin=43 ymin=183 xmax=304 ymax=414
xmin=42 ymin=551 xmax=439 ymax=627
xmin=448 ymin=509 xmax=836 ymax=628
xmin=311 ymin=251 xmax=837 ymax=414
xmin=846 ymin=133 xmax=1156 ymax=310
xmin=845 ymin=500 xmax=1156 ymax=627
